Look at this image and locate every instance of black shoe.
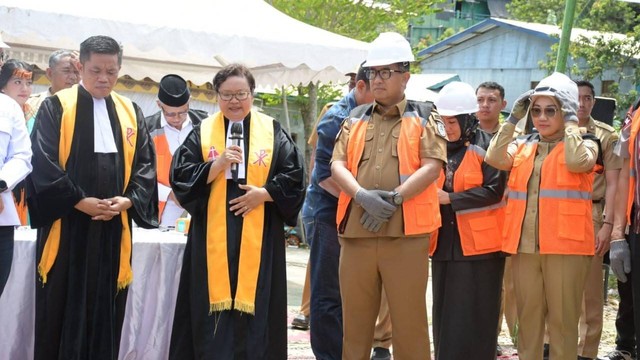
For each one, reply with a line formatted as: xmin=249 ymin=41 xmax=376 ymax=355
xmin=371 ymin=347 xmax=391 ymax=360
xmin=290 ymin=314 xmax=309 ymax=330
xmin=606 ymin=350 xmax=635 ymax=360
xmin=497 ymin=344 xmax=503 ymax=356
xmin=543 ymin=343 xmax=549 ymax=360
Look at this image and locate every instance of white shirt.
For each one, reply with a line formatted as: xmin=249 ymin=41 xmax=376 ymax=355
xmin=93 ymin=97 xmax=118 ymax=153
xmin=158 ymin=114 xmax=193 ymax=227
xmin=0 ymin=94 xmax=33 ymax=225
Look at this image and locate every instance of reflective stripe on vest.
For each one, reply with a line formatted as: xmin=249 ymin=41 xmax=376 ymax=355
xmin=430 ymin=144 xmax=504 ymax=256
xmin=502 ymin=140 xmax=595 ymax=255
xmin=336 ymin=110 xmax=440 ymax=236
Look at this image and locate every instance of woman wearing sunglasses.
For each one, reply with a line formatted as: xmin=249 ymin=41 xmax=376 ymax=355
xmin=485 ymin=72 xmax=601 ymax=360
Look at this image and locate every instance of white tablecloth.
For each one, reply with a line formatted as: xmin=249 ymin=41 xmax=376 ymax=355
xmin=0 ymin=227 xmax=187 ymax=360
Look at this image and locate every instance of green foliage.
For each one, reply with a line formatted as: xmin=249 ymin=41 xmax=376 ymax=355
xmin=269 ymin=0 xmax=446 ymax=42
xmin=507 ymin=0 xmax=639 ymax=33
xmin=507 ymin=0 xmax=566 ymax=25
xmin=538 ymin=32 xmax=640 ymax=122
xmin=511 ymin=0 xmax=640 ymax=122
xmin=257 ymin=83 xmax=343 ymax=108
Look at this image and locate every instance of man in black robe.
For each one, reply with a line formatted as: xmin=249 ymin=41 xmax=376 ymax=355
xmin=168 ymin=63 xmax=305 ymax=360
xmin=27 ymin=35 xmax=158 ymax=360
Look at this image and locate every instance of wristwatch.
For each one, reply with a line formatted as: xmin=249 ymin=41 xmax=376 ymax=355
xmin=391 ymin=191 xmax=403 ymax=206
xmin=0 ymin=180 xmax=7 ymax=192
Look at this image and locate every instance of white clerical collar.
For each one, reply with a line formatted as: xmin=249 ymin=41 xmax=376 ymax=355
xmin=92 ymin=97 xmax=118 ymax=153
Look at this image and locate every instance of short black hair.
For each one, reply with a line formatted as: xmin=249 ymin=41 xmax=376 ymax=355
xmin=213 ymin=63 xmax=256 ymax=94
xmin=396 ymin=61 xmax=410 ymax=72
xmin=0 ymin=59 xmax=32 ymax=90
xmin=476 ymin=81 xmax=505 ymax=100
xmin=355 ymin=62 xmax=371 ymax=89
xmin=79 ymin=35 xmax=122 ymax=66
xmin=575 ymin=80 xmax=595 ymax=97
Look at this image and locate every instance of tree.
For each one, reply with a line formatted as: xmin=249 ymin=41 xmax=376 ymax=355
xmin=258 ymin=83 xmax=343 ymax=162
xmin=268 ymin=0 xmax=445 ymax=42
xmin=508 ymin=0 xmax=640 ymax=123
xmin=264 ymin=0 xmax=445 ymax=165
xmin=507 ymin=0 xmax=638 ymax=33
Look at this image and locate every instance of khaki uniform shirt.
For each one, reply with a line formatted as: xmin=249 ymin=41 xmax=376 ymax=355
xmin=25 ymin=89 xmax=52 ymax=121
xmin=485 ymin=122 xmax=599 ymax=253
xmin=332 ymin=98 xmax=447 ymax=238
xmin=308 ymin=102 xmax=334 ymax=147
xmin=581 ymin=117 xmax=621 ymax=201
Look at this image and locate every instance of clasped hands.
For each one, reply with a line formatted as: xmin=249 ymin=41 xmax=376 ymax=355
xmin=355 ymin=188 xmax=397 ymax=233
xmin=75 ymin=196 xmax=132 ymax=221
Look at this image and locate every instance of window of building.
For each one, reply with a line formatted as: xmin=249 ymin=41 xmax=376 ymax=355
xmin=601 ymin=80 xmax=614 ymax=96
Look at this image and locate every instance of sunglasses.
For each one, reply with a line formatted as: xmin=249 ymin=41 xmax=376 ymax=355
xmin=530 ymin=107 xmax=558 ymax=118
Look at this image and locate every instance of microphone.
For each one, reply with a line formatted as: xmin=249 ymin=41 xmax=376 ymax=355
xmin=229 ymin=122 xmax=243 ymax=182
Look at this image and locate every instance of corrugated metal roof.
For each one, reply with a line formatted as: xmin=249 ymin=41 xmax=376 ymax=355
xmin=417 ymin=17 xmax=629 ymax=59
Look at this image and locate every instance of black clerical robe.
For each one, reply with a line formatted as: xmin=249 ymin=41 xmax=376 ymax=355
xmin=27 ymin=85 xmax=158 ymax=360
xmin=168 ymin=114 xmax=305 ymax=360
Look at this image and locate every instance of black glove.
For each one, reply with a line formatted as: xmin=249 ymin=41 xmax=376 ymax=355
xmin=360 ymin=212 xmax=386 ymax=232
xmin=554 ymin=89 xmax=579 ymax=122
xmin=354 ymin=188 xmax=396 ymax=219
xmin=507 ymin=89 xmax=534 ymax=125
xmin=610 ymin=239 xmax=631 ymax=283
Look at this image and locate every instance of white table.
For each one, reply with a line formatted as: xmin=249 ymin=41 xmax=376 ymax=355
xmin=0 ymin=227 xmax=187 ymax=360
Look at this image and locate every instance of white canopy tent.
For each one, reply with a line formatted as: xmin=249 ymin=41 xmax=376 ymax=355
xmin=0 ymin=0 xmax=368 ymax=86
xmin=0 ymin=0 xmax=369 ymax=114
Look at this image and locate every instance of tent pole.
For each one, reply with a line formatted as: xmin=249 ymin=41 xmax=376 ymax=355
xmin=282 ymin=85 xmax=291 ymax=132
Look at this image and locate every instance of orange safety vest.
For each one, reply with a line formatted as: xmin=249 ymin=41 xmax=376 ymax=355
xmin=502 ymin=139 xmax=595 ymax=255
xmin=626 ymin=107 xmax=640 ymax=222
xmin=335 ymin=109 xmax=441 ymax=236
xmin=430 ymin=144 xmax=505 ymax=256
xmin=151 ymin=130 xmax=171 ymax=218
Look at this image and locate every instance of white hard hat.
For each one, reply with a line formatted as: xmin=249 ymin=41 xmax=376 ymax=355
xmin=435 ymin=81 xmax=479 ymax=116
xmin=0 ymin=33 xmax=9 ymax=48
xmin=363 ymin=32 xmax=414 ymax=67
xmin=531 ymin=72 xmax=579 ymax=114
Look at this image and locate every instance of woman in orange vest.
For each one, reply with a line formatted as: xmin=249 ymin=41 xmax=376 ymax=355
xmin=431 ymin=81 xmax=507 ymax=360
xmin=485 ymin=72 xmax=601 ymax=360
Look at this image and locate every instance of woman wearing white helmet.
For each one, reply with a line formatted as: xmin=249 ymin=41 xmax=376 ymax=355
xmin=431 ymin=81 xmax=508 ymax=359
xmin=485 ymin=72 xmax=601 ymax=360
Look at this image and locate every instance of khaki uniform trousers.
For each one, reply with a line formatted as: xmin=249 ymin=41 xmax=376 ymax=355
xmin=300 ymin=261 xmax=311 ymax=316
xmin=372 ymin=288 xmax=392 ymax=349
xmin=340 ymin=235 xmax=430 ymax=360
xmin=301 ymin=254 xmax=394 ymax=349
xmin=498 ymin=257 xmax=518 ymax=338
xmin=578 ymin=202 xmax=605 ymax=358
xmin=513 ymin=253 xmax=591 ymax=360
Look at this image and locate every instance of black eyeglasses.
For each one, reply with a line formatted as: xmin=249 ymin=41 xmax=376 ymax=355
xmin=218 ymin=91 xmax=252 ymax=101
xmin=530 ymin=107 xmax=558 ymax=118
xmin=161 ymin=107 xmax=189 ymax=119
xmin=364 ymin=69 xmax=406 ymax=80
